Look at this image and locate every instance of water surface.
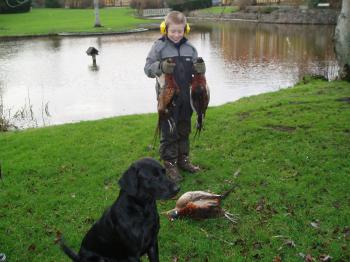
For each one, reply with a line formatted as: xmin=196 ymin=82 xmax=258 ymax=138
xmin=0 ymin=21 xmax=337 ymax=128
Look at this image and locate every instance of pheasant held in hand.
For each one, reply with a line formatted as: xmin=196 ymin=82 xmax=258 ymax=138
xmin=157 ymin=58 xmax=179 ymax=116
xmin=190 ymin=58 xmax=210 ymax=137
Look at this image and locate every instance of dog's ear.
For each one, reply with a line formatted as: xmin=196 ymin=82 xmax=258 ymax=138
xmin=118 ymin=164 xmax=138 ymax=196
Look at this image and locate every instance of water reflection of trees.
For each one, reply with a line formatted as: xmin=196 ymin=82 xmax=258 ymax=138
xmin=198 ymin=21 xmax=336 ymax=62
xmin=194 ymin=21 xmax=337 ymax=79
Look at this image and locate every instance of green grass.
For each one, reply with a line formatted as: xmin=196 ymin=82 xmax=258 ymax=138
xmin=196 ymin=6 xmax=239 ymax=15
xmin=1 ymin=79 xmax=350 ymax=261
xmin=0 ymin=8 xmax=154 ymax=37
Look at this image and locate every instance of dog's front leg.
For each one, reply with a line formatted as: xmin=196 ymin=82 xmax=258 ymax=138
xmin=147 ymin=238 xmax=159 ymax=262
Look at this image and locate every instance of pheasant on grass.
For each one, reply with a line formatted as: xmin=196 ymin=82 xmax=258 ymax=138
xmin=166 ymin=190 xmax=238 ymax=223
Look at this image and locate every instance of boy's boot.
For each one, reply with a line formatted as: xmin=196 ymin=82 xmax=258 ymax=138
xmin=178 ymin=155 xmax=200 ymax=173
xmin=164 ymin=159 xmax=183 ymax=183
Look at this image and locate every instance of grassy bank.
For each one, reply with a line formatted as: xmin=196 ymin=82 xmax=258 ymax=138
xmin=0 ymin=8 xmax=153 ymax=37
xmin=194 ymin=6 xmax=239 ymax=15
xmin=0 ymin=79 xmax=349 ymax=261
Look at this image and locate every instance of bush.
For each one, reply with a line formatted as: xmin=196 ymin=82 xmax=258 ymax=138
xmin=64 ymin=0 xmax=105 ymax=9
xmin=32 ymin=0 xmax=45 ymax=7
xmin=234 ymin=0 xmax=255 ymax=11
xmin=306 ymin=0 xmax=320 ymax=8
xmin=130 ymin=0 xmax=164 ymax=9
xmin=260 ymin=6 xmax=278 ymax=14
xmin=45 ymin=0 xmax=63 ymax=8
xmin=166 ymin=0 xmax=212 ymax=12
xmin=0 ymin=0 xmax=32 ymax=13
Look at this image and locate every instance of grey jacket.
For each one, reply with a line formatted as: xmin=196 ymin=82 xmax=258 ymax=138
xmin=145 ymin=37 xmax=200 ymax=99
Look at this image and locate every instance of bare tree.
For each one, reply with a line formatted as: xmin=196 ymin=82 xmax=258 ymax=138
xmin=335 ymin=0 xmax=350 ymax=80
xmin=94 ymin=0 xmax=102 ymax=27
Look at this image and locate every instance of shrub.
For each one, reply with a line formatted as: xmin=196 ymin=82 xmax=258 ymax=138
xmin=306 ymin=0 xmax=320 ymax=8
xmin=130 ymin=0 xmax=164 ymax=9
xmin=45 ymin=0 xmax=63 ymax=8
xmin=64 ymin=0 xmax=105 ymax=9
xmin=166 ymin=0 xmax=212 ymax=12
xmin=260 ymin=6 xmax=278 ymax=14
xmin=32 ymin=0 xmax=45 ymax=7
xmin=0 ymin=0 xmax=32 ymax=13
xmin=234 ymin=0 xmax=255 ymax=11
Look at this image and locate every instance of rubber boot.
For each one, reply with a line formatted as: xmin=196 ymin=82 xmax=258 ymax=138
xmin=164 ymin=160 xmax=183 ymax=183
xmin=178 ymin=155 xmax=200 ymax=173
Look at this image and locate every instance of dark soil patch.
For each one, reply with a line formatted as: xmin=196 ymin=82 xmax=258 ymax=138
xmin=265 ymin=124 xmax=296 ymax=132
xmin=336 ymin=97 xmax=350 ymax=103
xmin=237 ymin=112 xmax=250 ymax=121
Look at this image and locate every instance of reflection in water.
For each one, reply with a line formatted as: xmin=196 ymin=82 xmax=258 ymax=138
xmin=89 ymin=64 xmax=100 ymax=71
xmin=0 ymin=21 xmax=338 ymax=128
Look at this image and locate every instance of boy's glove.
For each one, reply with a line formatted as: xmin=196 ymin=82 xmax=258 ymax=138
xmin=193 ymin=60 xmax=206 ymax=74
xmin=161 ymin=59 xmax=176 ymax=74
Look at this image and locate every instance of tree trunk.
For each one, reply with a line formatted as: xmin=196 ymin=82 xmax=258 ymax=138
xmin=335 ymin=0 xmax=350 ymax=81
xmin=94 ymin=0 xmax=102 ymax=27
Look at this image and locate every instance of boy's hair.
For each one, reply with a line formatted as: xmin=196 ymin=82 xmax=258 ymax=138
xmin=165 ymin=11 xmax=187 ymax=26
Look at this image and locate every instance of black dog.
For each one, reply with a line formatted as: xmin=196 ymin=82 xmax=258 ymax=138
xmin=61 ymin=157 xmax=180 ymax=262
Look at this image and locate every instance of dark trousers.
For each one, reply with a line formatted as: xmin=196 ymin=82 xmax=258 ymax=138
xmin=159 ymin=118 xmax=191 ymax=161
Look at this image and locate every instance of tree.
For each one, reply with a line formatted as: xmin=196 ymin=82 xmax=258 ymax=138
xmin=94 ymin=0 xmax=102 ymax=27
xmin=335 ymin=0 xmax=350 ymax=81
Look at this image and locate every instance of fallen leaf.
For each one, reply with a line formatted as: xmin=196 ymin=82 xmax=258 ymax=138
xmin=256 ymin=204 xmax=263 ymax=211
xmin=28 ymin=244 xmax=36 ymax=252
xmin=319 ymin=254 xmax=332 ymax=261
xmin=284 ymin=239 xmax=296 ymax=248
xmin=0 ymin=162 xmax=3 ymax=181
xmin=310 ymin=220 xmax=320 ymax=229
xmin=54 ymin=230 xmax=62 ymax=244
xmin=343 ymin=226 xmax=350 ymax=237
xmin=233 ymin=169 xmax=240 ymax=178
xmin=273 ymin=255 xmax=282 ymax=262
xmin=305 ymin=254 xmax=314 ymax=262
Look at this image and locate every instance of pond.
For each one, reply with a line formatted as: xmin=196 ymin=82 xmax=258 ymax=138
xmin=0 ymin=21 xmax=338 ymax=128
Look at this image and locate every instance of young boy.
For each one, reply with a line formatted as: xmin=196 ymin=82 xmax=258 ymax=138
xmin=144 ymin=11 xmax=206 ymax=182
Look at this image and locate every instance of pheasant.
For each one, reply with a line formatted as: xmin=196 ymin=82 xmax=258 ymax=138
xmin=155 ymin=58 xmax=179 ymax=137
xmin=166 ymin=190 xmax=237 ymax=223
xmin=190 ymin=58 xmax=210 ymax=138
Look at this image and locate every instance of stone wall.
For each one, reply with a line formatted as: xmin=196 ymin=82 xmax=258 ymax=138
xmin=189 ymin=7 xmax=340 ymax=25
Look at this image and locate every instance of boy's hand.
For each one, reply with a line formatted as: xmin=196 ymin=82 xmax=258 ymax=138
xmin=161 ymin=59 xmax=176 ymax=74
xmin=193 ymin=61 xmax=206 ymax=74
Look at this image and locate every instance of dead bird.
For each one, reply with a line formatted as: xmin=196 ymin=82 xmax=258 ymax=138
xmin=157 ymin=70 xmax=179 ymax=116
xmin=166 ymin=189 xmax=237 ymax=223
xmin=190 ymin=58 xmax=210 ymax=138
xmin=154 ymin=58 xmax=180 ymax=139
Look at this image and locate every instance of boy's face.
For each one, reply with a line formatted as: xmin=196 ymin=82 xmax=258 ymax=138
xmin=167 ymin=23 xmax=185 ymax=44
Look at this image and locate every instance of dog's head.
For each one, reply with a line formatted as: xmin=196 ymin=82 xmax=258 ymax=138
xmin=119 ymin=158 xmax=180 ymax=200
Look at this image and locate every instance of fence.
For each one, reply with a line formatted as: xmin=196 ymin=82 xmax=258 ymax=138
xmin=256 ymin=0 xmax=303 ymax=4
xmin=142 ymin=8 xmax=171 ymax=17
xmin=104 ymin=0 xmax=130 ymax=7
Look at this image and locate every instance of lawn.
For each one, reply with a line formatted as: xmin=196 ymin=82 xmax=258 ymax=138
xmin=0 ymin=79 xmax=349 ymax=261
xmin=195 ymin=6 xmax=239 ymax=15
xmin=0 ymin=7 xmax=154 ymax=37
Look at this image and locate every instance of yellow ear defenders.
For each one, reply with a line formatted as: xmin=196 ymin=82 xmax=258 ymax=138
xmin=160 ymin=21 xmax=191 ymax=35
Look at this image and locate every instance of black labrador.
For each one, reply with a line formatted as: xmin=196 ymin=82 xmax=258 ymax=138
xmin=60 ymin=157 xmax=180 ymax=262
